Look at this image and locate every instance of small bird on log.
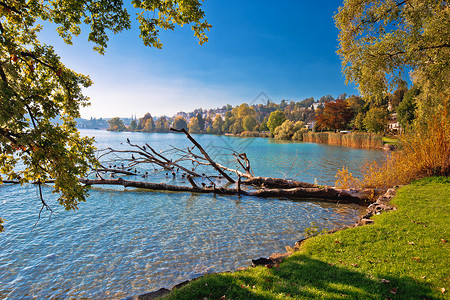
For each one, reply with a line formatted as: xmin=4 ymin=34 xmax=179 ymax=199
xmin=127 ymin=138 xmax=130 ymax=143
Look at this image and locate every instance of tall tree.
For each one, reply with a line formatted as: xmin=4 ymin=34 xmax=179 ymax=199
xmin=242 ymin=115 xmax=258 ymax=132
xmin=107 ymin=117 xmax=126 ymax=131
xmin=363 ymin=107 xmax=388 ymax=133
xmin=211 ymin=115 xmax=224 ymax=134
xmin=267 ymin=111 xmax=286 ymax=134
xmin=0 ymin=1 xmax=210 ymax=231
xmin=128 ymin=119 xmax=138 ymax=131
xmin=335 ymin=0 xmax=449 ymax=112
xmin=315 ymin=99 xmax=354 ymax=132
xmin=138 ymin=113 xmax=155 ymax=131
xmin=154 ymin=117 xmax=170 ymax=132
xmin=196 ymin=113 xmax=205 ymax=133
xmin=172 ymin=117 xmax=188 ymax=131
xmin=188 ymin=117 xmax=202 ymax=134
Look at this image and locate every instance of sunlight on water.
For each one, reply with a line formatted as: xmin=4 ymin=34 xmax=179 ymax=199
xmin=0 ymin=130 xmax=384 ymax=299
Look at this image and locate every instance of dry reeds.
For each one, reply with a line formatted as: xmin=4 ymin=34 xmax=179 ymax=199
xmin=303 ymin=132 xmax=383 ymax=149
xmin=361 ymin=106 xmax=449 ymax=188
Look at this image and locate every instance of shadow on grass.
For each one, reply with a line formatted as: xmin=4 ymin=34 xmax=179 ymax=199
xmin=167 ymin=254 xmax=436 ymax=299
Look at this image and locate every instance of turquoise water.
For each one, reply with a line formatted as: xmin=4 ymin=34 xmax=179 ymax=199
xmin=0 ymin=130 xmax=385 ymax=299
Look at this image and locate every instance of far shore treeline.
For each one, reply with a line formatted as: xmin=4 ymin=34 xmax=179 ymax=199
xmin=100 ymin=85 xmax=411 ymax=143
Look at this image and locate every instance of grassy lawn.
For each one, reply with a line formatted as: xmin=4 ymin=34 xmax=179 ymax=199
xmin=165 ymin=177 xmax=449 ymax=299
xmin=382 ymin=137 xmax=398 ymax=145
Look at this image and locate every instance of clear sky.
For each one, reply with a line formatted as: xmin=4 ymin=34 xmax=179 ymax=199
xmin=39 ymin=0 xmax=358 ymax=119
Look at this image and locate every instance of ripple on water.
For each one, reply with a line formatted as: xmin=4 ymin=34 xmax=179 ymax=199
xmin=0 ymin=132 xmax=383 ymax=299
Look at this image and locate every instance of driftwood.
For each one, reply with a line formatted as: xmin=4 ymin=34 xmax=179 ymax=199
xmin=79 ymin=178 xmax=370 ymax=203
xmin=170 ymin=128 xmax=236 ymax=182
xmin=83 ymin=128 xmax=376 ymax=202
xmin=5 ymin=127 xmax=375 ymax=203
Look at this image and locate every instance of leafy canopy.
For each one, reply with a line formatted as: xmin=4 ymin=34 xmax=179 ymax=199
xmin=0 ymin=0 xmax=210 ymax=230
xmin=335 ymin=0 xmax=449 ymax=104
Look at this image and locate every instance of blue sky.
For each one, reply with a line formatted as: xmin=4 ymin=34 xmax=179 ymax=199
xmin=39 ymin=0 xmax=358 ymax=118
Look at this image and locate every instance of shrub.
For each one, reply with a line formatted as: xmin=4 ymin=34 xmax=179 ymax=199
xmin=274 ymin=120 xmax=308 ymax=141
xmin=335 ymin=166 xmax=361 ymax=189
xmin=240 ymin=131 xmax=268 ymax=137
xmin=360 ymin=105 xmax=449 ymax=188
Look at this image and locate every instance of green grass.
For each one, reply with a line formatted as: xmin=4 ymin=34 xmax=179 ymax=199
xmin=164 ymin=177 xmax=450 ymax=299
xmin=382 ymin=137 xmax=398 ymax=145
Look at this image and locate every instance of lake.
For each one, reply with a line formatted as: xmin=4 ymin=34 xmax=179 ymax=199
xmin=0 ymin=130 xmax=385 ymax=299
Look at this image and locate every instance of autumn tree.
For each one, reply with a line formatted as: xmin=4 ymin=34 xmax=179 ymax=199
xmin=188 ymin=117 xmax=202 ymax=134
xmin=143 ymin=118 xmax=155 ymax=132
xmin=154 ymin=117 xmax=170 ymax=132
xmin=211 ymin=115 xmax=224 ymax=134
xmin=172 ymin=117 xmax=188 ymax=131
xmin=242 ymin=115 xmax=258 ymax=132
xmin=397 ymin=85 xmax=420 ymax=129
xmin=204 ymin=116 xmax=213 ymax=131
xmin=107 ymin=117 xmax=126 ymax=131
xmin=0 ymin=0 xmax=210 ymax=231
xmin=138 ymin=113 xmax=155 ymax=131
xmin=363 ymin=107 xmax=388 ymax=133
xmin=222 ymin=111 xmax=234 ymax=133
xmin=267 ymin=111 xmax=286 ymax=134
xmin=273 ymin=120 xmax=308 ymax=141
xmin=128 ymin=119 xmax=138 ymax=131
xmin=335 ymin=0 xmax=449 ymax=119
xmin=196 ymin=113 xmax=205 ymax=133
xmin=315 ymin=99 xmax=353 ymax=132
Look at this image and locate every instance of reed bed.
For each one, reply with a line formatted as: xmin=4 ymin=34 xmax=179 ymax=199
xmin=303 ymin=132 xmax=383 ymax=149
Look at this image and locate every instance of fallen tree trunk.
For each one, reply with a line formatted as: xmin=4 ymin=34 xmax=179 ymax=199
xmin=242 ymin=176 xmax=317 ymax=188
xmin=170 ymin=127 xmax=236 ymax=183
xmin=79 ymin=178 xmax=371 ymax=203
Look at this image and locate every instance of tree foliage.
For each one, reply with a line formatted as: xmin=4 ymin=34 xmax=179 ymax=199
xmin=188 ymin=116 xmax=202 ymax=134
xmin=0 ymin=0 xmax=210 ymax=231
xmin=242 ymin=115 xmax=257 ymax=132
xmin=273 ymin=120 xmax=308 ymax=141
xmin=397 ymin=85 xmax=419 ymax=129
xmin=335 ymin=0 xmax=449 ymax=107
xmin=107 ymin=117 xmax=126 ymax=131
xmin=211 ymin=115 xmax=224 ymax=134
xmin=267 ymin=111 xmax=286 ymax=134
xmin=128 ymin=119 xmax=138 ymax=131
xmin=172 ymin=116 xmax=188 ymax=131
xmin=316 ymin=99 xmax=354 ymax=131
xmin=363 ymin=107 xmax=388 ymax=133
xmin=154 ymin=117 xmax=170 ymax=132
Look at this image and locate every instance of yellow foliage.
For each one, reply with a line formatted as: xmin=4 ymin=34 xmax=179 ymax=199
xmin=335 ymin=166 xmax=361 ymax=189
xmin=361 ymin=104 xmax=450 ymax=188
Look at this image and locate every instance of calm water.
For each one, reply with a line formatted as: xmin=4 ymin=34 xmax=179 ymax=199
xmin=0 ymin=130 xmax=385 ymax=299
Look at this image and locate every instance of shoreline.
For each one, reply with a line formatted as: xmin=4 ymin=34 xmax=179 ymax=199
xmin=131 ymin=187 xmax=395 ymax=300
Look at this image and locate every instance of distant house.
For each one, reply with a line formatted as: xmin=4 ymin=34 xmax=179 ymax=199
xmin=311 ymin=103 xmax=322 ymax=110
xmin=388 ymin=113 xmax=401 ymax=133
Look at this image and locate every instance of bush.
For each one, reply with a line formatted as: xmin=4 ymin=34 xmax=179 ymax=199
xmin=336 ymin=105 xmax=450 ymax=189
xmin=274 ymin=120 xmax=308 ymax=141
xmin=361 ymin=106 xmax=449 ymax=188
xmin=240 ymin=131 xmax=270 ymax=137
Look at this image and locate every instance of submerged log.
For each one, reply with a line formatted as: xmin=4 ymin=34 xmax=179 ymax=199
xmin=79 ymin=178 xmax=369 ymax=203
